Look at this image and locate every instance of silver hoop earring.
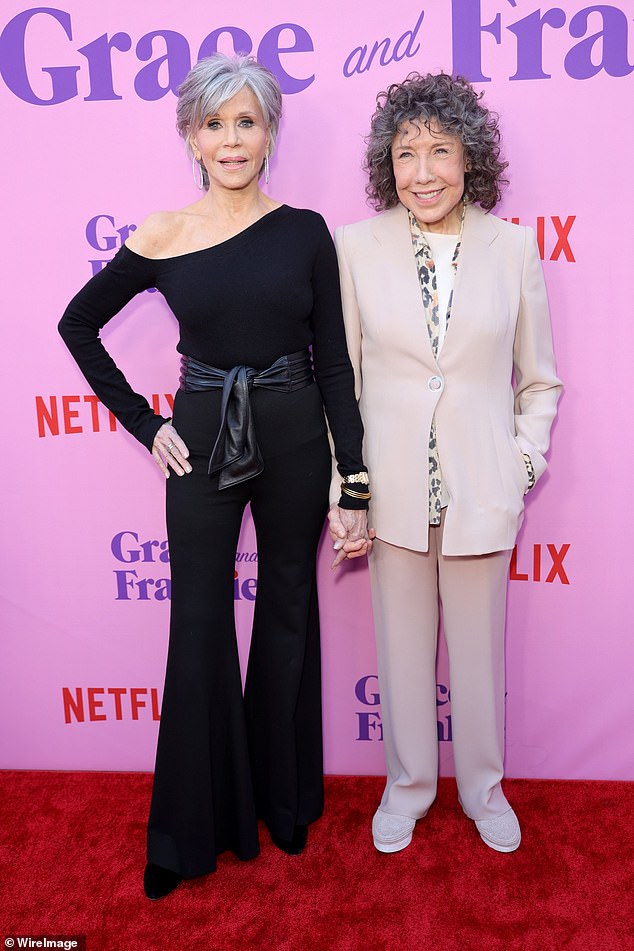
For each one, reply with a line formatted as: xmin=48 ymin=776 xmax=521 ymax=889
xmin=192 ymin=156 xmax=204 ymax=190
xmin=264 ymin=152 xmax=270 ymax=186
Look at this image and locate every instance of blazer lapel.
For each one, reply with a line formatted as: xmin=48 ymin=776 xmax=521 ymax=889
xmin=442 ymin=204 xmax=499 ymax=352
xmin=370 ymin=205 xmax=437 ymax=366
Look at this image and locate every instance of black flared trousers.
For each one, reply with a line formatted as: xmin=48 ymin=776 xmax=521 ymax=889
xmin=147 ymin=382 xmax=331 ymax=877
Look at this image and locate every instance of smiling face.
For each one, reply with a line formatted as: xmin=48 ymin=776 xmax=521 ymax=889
xmin=391 ymin=119 xmax=468 ymax=234
xmin=190 ymin=86 xmax=270 ymax=193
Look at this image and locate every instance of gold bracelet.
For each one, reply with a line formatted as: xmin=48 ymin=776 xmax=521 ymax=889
xmin=341 ymin=484 xmax=371 ymax=500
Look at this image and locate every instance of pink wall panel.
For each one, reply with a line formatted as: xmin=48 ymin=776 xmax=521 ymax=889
xmin=1 ymin=0 xmax=632 ymax=779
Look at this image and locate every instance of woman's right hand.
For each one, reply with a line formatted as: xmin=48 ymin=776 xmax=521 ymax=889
xmin=328 ymin=504 xmax=375 ymax=568
xmin=152 ymin=422 xmax=192 ymax=478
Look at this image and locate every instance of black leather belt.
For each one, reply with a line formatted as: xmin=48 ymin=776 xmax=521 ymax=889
xmin=179 ymin=349 xmax=314 ymax=489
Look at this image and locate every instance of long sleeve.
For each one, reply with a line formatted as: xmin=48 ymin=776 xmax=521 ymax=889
xmin=329 ymin=224 xmax=366 ymax=506
xmin=309 ymin=216 xmax=366 ymax=480
xmin=58 ymin=246 xmax=169 ymax=451
xmin=513 ymin=227 xmax=563 ymax=482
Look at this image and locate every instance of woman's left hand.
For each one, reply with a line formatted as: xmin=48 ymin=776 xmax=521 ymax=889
xmin=327 ymin=505 xmax=375 ymax=569
xmin=152 ymin=421 xmax=192 ymax=478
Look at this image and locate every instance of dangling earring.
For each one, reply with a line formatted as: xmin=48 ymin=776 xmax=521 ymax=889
xmin=264 ymin=151 xmax=270 ymax=186
xmin=192 ymin=155 xmax=204 ymax=190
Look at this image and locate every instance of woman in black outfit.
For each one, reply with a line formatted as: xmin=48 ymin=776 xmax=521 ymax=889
xmin=58 ymin=53 xmax=370 ymax=900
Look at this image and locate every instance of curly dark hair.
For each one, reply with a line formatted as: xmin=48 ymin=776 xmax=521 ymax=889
xmin=365 ymin=72 xmax=508 ymax=212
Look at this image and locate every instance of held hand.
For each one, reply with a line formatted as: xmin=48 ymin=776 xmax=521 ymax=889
xmin=152 ymin=422 xmax=192 ymax=478
xmin=327 ymin=505 xmax=375 ymax=569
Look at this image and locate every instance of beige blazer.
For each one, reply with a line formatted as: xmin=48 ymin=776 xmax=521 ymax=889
xmin=332 ymin=203 xmax=562 ymax=556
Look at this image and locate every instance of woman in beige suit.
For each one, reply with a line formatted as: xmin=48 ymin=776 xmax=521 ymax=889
xmin=329 ymin=73 xmax=562 ymax=853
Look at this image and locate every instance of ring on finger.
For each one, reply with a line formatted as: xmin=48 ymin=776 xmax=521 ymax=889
xmin=167 ymin=442 xmax=175 ymax=452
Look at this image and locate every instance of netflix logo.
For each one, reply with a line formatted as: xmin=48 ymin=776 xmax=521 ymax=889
xmin=62 ymin=686 xmax=161 ymax=723
xmin=501 ymin=215 xmax=576 ymax=262
xmin=35 ymin=393 xmax=174 ymax=438
xmin=509 ymin=543 xmax=570 ymax=585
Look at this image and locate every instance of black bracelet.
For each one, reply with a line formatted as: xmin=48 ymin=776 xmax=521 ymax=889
xmin=338 ymin=492 xmax=369 ymax=511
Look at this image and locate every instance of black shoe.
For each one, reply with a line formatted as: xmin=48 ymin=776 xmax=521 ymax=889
xmin=143 ymin=862 xmax=183 ymax=900
xmin=270 ymin=824 xmax=308 ymax=855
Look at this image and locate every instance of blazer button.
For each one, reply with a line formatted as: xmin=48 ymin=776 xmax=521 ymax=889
xmin=428 ymin=375 xmax=443 ymax=392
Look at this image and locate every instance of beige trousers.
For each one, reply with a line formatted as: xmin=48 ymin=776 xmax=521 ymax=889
xmin=369 ymin=513 xmax=513 ymax=821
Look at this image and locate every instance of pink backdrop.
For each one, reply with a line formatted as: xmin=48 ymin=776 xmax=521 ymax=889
xmin=1 ymin=0 xmax=633 ymax=780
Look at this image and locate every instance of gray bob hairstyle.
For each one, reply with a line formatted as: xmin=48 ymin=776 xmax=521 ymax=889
xmin=365 ymin=72 xmax=508 ymax=212
xmin=176 ymin=53 xmax=283 ymax=191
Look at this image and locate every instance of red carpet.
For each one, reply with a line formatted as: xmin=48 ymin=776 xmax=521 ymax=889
xmin=0 ymin=772 xmax=632 ymax=951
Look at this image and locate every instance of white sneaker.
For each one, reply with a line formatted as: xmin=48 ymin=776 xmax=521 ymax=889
xmin=372 ymin=808 xmax=416 ymax=853
xmin=475 ymin=808 xmax=521 ymax=853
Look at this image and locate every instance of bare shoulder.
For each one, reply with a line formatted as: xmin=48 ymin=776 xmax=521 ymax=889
xmin=125 ymin=211 xmax=189 ymax=259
